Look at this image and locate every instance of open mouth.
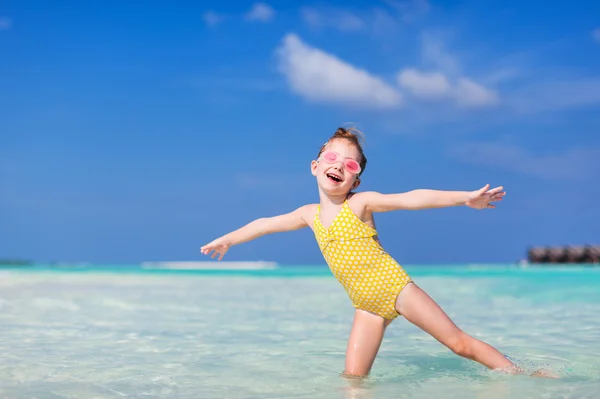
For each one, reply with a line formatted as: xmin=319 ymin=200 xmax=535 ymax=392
xmin=326 ymin=173 xmax=342 ymax=183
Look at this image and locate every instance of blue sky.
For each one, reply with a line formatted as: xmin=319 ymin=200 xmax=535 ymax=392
xmin=1 ymin=0 xmax=599 ymax=265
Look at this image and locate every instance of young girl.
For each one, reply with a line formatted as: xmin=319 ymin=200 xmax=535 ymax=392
xmin=201 ymin=127 xmax=544 ymax=378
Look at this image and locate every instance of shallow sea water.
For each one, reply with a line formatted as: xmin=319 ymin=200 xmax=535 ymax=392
xmin=1 ymin=265 xmax=599 ymax=398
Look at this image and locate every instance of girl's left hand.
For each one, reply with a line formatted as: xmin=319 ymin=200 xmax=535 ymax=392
xmin=200 ymin=238 xmax=231 ymax=261
xmin=466 ymin=184 xmax=506 ymax=209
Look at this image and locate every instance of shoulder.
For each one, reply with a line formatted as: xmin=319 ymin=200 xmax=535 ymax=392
xmin=347 ymin=191 xmax=382 ymax=211
xmin=292 ymin=203 xmax=319 ymax=230
xmin=346 ymin=191 xmax=382 ymax=221
xmin=295 ymin=203 xmax=319 ymax=221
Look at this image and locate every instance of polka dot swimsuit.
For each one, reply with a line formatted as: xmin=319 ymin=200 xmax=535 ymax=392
xmin=314 ymin=199 xmax=413 ymax=319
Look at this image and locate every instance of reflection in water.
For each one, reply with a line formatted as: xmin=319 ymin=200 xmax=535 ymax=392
xmin=341 ymin=372 xmax=373 ymax=399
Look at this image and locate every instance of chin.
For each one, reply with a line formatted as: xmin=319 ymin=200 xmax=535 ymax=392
xmin=320 ymin=181 xmax=351 ymax=195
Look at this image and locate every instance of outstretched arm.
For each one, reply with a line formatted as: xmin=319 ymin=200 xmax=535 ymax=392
xmin=200 ymin=205 xmax=311 ymax=260
xmin=361 ymin=184 xmax=505 ymax=212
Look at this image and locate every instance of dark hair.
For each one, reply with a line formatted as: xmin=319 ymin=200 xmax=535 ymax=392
xmin=316 ymin=127 xmax=367 ymax=176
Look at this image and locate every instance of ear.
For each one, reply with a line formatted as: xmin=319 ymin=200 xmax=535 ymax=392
xmin=351 ymin=177 xmax=361 ymax=190
xmin=310 ymin=160 xmax=319 ymax=176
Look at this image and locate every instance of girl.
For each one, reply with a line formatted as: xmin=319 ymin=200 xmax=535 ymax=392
xmin=201 ymin=127 xmax=544 ymax=378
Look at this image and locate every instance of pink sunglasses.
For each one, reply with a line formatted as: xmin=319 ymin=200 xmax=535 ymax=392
xmin=319 ymin=151 xmax=362 ymax=175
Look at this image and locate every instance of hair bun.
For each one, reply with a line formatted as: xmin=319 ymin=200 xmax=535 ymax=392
xmin=333 ymin=126 xmax=365 ymax=145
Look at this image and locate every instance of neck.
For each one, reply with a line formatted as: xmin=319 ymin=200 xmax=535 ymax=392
xmin=317 ymin=187 xmax=349 ymax=208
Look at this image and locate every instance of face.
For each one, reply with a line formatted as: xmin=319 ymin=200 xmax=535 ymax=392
xmin=311 ymin=139 xmax=362 ymax=195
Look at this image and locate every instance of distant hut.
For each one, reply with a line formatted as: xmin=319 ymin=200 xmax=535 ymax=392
xmin=528 ymin=247 xmax=549 ymax=263
xmin=527 ymin=245 xmax=599 ymax=265
xmin=547 ymin=247 xmax=567 ymax=263
xmin=587 ymin=245 xmax=600 ymax=264
xmin=566 ymin=246 xmax=586 ymax=263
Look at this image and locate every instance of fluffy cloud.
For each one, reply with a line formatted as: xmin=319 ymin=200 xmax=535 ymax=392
xmin=246 ymin=3 xmax=275 ymax=22
xmin=275 ymin=34 xmax=402 ymax=109
xmin=274 ymin=33 xmax=497 ymax=110
xmin=447 ymin=141 xmax=600 ymax=180
xmin=453 ymin=78 xmax=499 ymax=107
xmin=398 ymin=69 xmax=498 ymax=107
xmin=397 ymin=69 xmax=451 ymax=99
xmin=396 ymin=34 xmax=499 ymax=108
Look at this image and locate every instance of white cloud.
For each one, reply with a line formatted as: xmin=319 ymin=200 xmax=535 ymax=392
xmin=396 ymin=33 xmax=499 ymax=108
xmin=447 ymin=141 xmax=600 ymax=180
xmin=275 ymin=33 xmax=402 ymax=109
xmin=397 ymin=69 xmax=451 ymax=99
xmin=397 ymin=69 xmax=498 ymax=107
xmin=593 ymin=28 xmax=600 ymax=43
xmin=453 ymin=78 xmax=499 ymax=106
xmin=0 ymin=16 xmax=12 ymax=30
xmin=246 ymin=3 xmax=275 ymax=22
xmin=300 ymin=7 xmax=366 ymax=32
xmin=202 ymin=11 xmax=224 ymax=27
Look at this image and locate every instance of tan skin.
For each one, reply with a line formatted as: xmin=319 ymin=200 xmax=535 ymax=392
xmin=201 ymin=138 xmax=557 ymax=379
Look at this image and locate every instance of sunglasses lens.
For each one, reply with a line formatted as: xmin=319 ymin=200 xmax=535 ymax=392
xmin=346 ymin=161 xmax=360 ymax=174
xmin=323 ymin=152 xmax=337 ymax=163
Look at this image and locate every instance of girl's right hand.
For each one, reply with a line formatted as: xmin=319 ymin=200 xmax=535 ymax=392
xmin=200 ymin=238 xmax=230 ymax=261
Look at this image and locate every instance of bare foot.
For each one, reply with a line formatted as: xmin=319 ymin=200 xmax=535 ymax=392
xmin=531 ymin=369 xmax=559 ymax=379
xmin=495 ymin=365 xmax=559 ymax=379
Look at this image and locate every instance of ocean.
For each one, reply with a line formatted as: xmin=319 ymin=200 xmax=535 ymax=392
xmin=0 ymin=263 xmax=599 ymax=398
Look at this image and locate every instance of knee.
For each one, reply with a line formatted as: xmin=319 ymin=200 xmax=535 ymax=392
xmin=447 ymin=333 xmax=474 ymax=358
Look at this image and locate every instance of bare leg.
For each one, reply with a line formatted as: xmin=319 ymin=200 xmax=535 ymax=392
xmin=395 ymin=282 xmax=515 ymax=370
xmin=343 ymin=309 xmax=394 ymax=377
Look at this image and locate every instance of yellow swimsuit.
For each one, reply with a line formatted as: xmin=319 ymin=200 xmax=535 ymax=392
xmin=314 ymin=199 xmax=413 ymax=320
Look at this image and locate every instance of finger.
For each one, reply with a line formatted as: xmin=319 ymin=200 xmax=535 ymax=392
xmin=218 ymin=252 xmax=224 ymax=261
xmin=478 ymin=184 xmax=490 ymax=195
xmin=487 ymin=204 xmax=496 ymax=208
xmin=487 ymin=186 xmax=504 ymax=195
xmin=201 ymin=245 xmax=212 ymax=253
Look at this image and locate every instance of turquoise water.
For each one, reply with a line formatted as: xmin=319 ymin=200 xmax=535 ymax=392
xmin=1 ymin=264 xmax=599 ymax=398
